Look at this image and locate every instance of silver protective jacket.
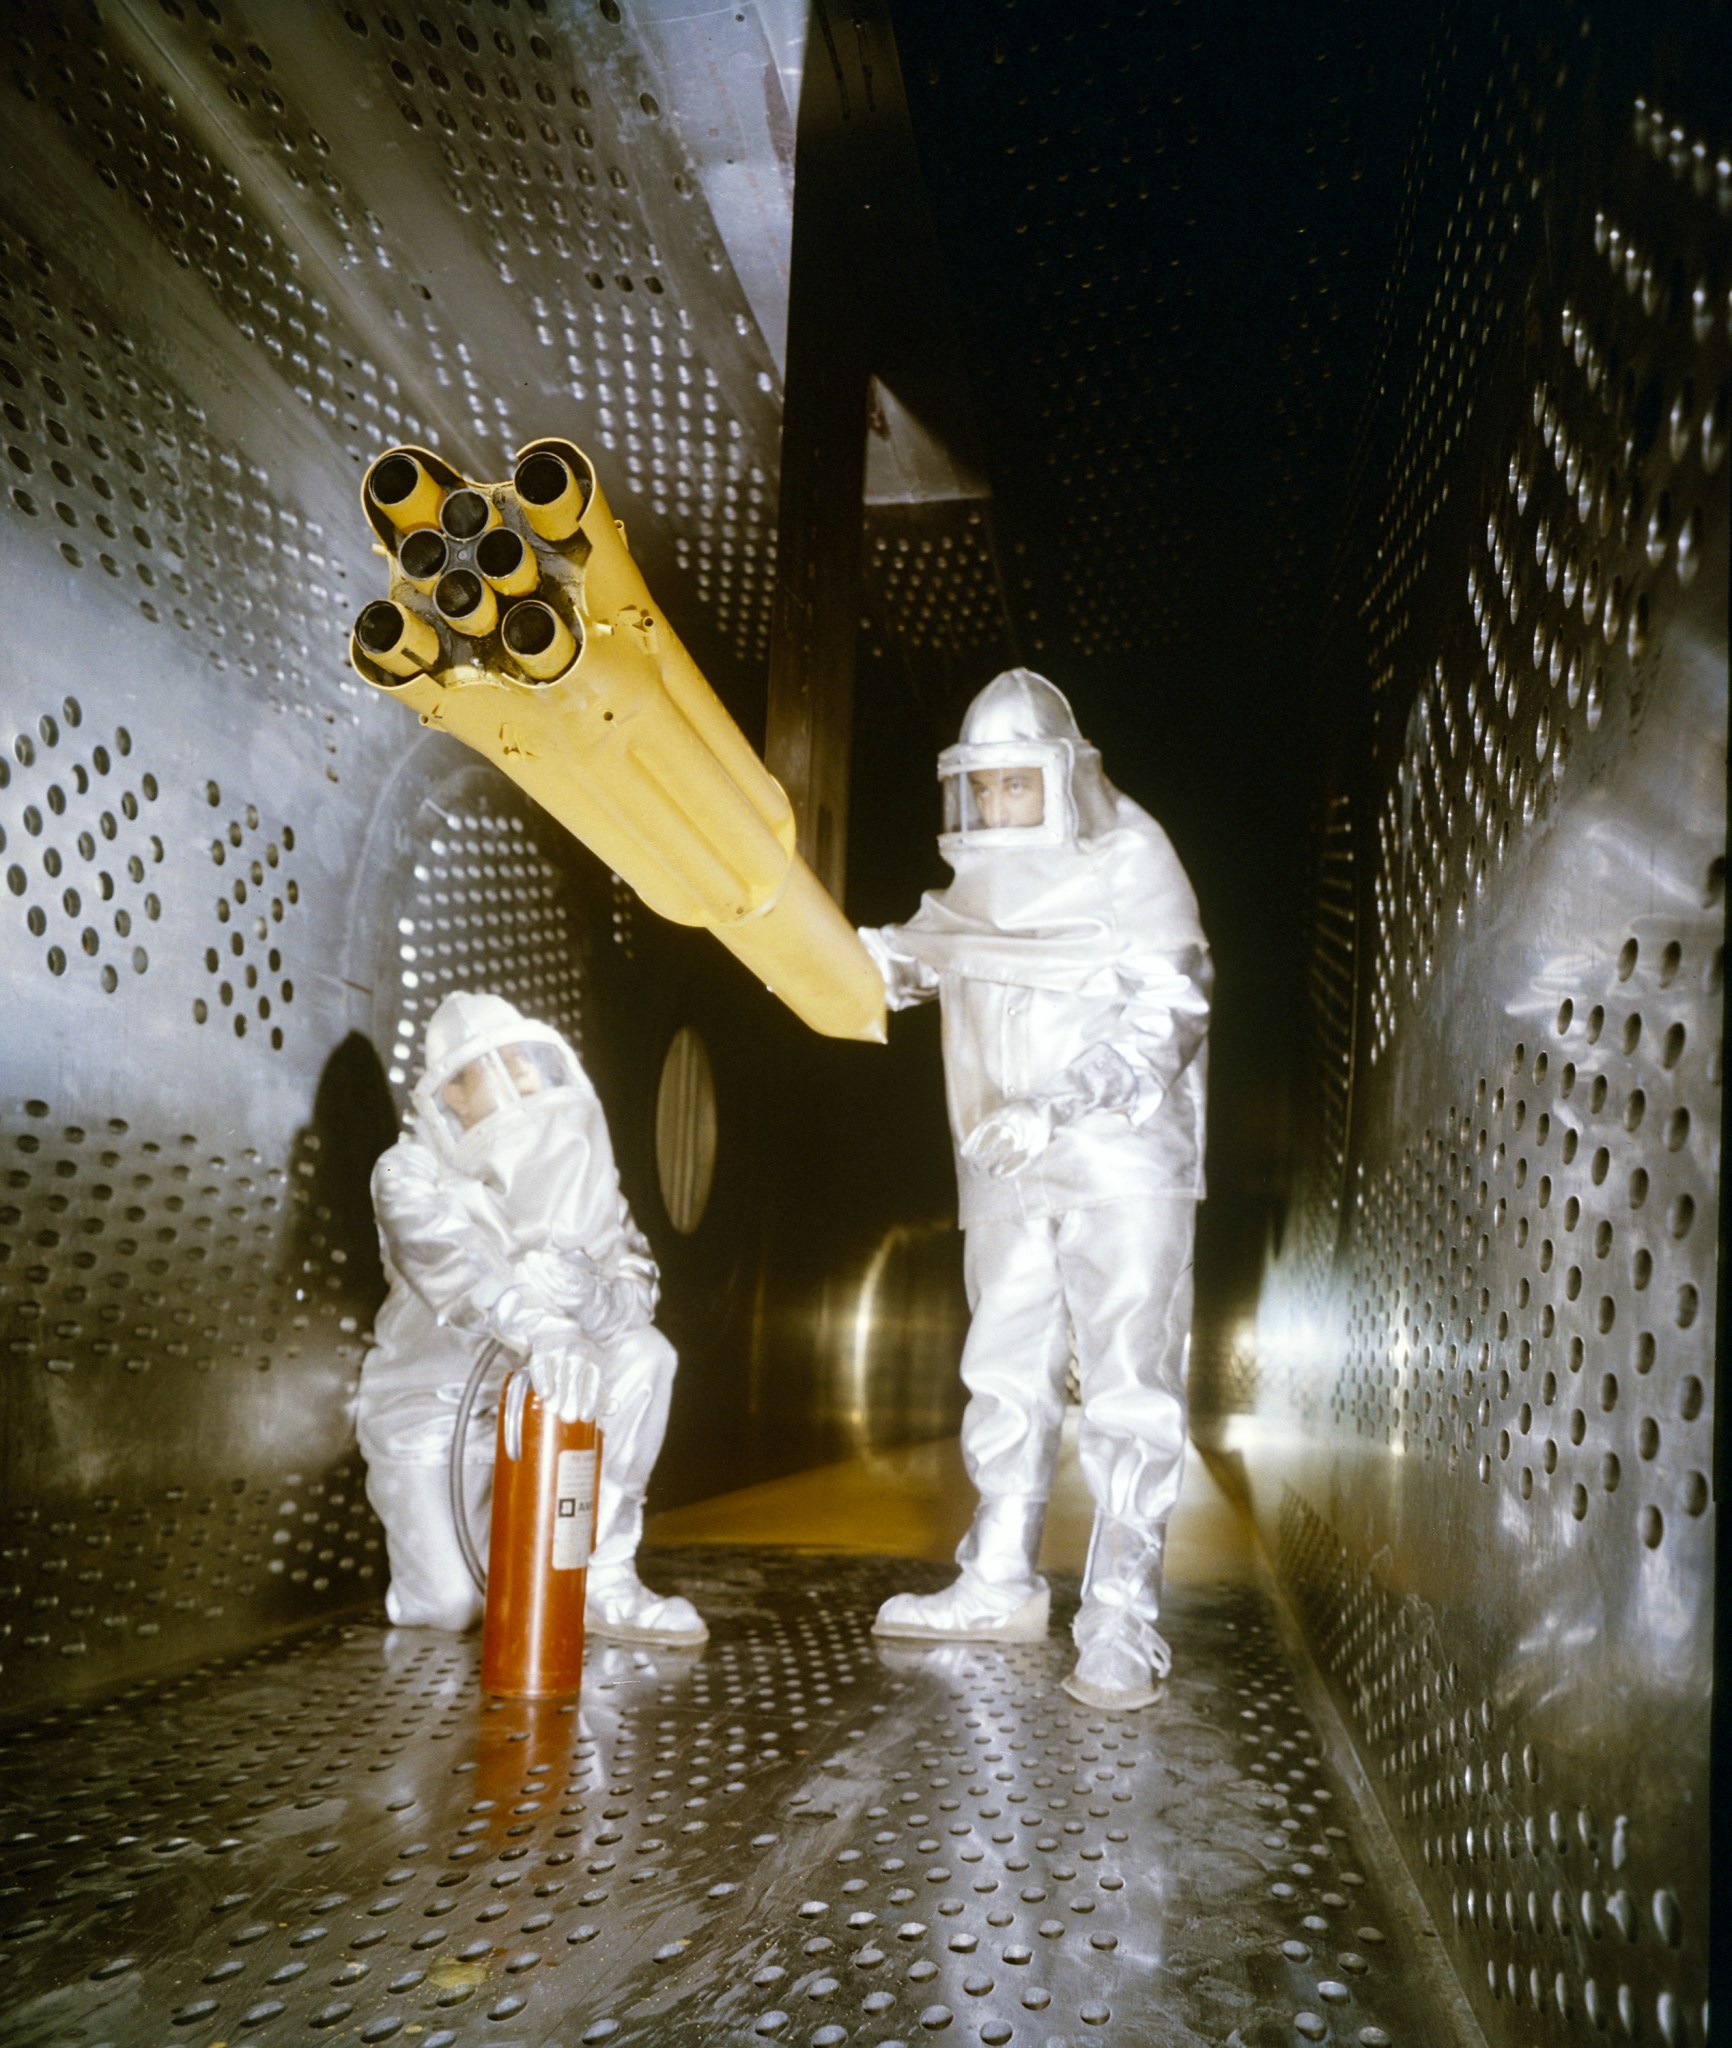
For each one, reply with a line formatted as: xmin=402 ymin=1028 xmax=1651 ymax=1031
xmin=862 ymin=674 xmax=1211 ymax=1226
xmin=357 ymin=1069 xmax=654 ymax=1465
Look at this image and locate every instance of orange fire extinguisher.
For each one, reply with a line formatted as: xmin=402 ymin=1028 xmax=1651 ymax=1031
xmin=446 ymin=1351 xmax=598 ymax=1698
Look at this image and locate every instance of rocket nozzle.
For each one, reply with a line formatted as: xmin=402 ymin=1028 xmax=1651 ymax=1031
xmin=354 ymin=434 xmax=889 ymax=1041
xmin=514 ymin=451 xmax=588 ymax=543
xmin=475 ymin=526 xmax=539 ymax=596
xmin=435 ymin=568 xmax=500 ymax=637
xmin=354 ymin=599 xmax=439 ymax=679
xmin=501 ymin=600 xmax=579 ymax=682
xmin=366 ymin=451 xmax=444 ymax=531
xmin=398 ymin=527 xmax=449 ymax=589
xmin=440 ymin=487 xmax=498 ymax=541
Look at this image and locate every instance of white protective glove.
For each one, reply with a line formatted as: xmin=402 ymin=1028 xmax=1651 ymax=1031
xmin=616 ymin=1231 xmax=662 ymax=1321
xmin=512 ymin=1245 xmax=657 ymax=1345
xmin=499 ymin=1345 xmax=602 ymax=1462
xmin=856 ymin=924 xmax=900 ymax=992
xmin=528 ymin=1343 xmax=602 ymax=1425
xmin=486 ymin=1281 xmax=582 ymax=1359
xmin=856 ymin=924 xmax=939 ymax=1011
xmin=961 ymin=1044 xmax=1140 ymax=1180
xmin=487 ymin=1290 xmax=604 ymax=1417
xmin=961 ymin=1097 xmax=1058 ymax=1179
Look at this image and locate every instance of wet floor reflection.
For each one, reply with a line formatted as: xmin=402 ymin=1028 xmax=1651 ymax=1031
xmin=0 ymin=1546 xmax=1454 ymax=2047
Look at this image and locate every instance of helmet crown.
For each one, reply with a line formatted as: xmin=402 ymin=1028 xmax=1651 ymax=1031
xmin=423 ymin=990 xmax=531 ymax=1082
xmin=956 ymin=668 xmax=1084 ymax=748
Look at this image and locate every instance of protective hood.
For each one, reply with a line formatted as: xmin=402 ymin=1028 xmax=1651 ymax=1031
xmin=905 ymin=672 xmax=1202 ymax=993
xmin=412 ymin=990 xmax=593 ymax=1175
xmin=936 ymin=669 xmax=1120 ymax=857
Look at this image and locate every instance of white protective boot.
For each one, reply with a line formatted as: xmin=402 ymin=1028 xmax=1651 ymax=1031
xmin=585 ymin=1561 xmax=707 ymax=1647
xmin=581 ymin=1327 xmax=706 ymax=1647
xmin=1062 ymin=1514 xmax=1170 ymax=1709
xmin=1064 ymin=1606 xmax=1171 ymax=1709
xmin=365 ymin=1457 xmax=489 ymax=1633
xmin=874 ymin=1494 xmax=1051 ymax=1643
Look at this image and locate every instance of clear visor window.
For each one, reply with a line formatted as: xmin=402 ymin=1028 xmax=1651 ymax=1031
xmin=436 ymin=1040 xmax=575 ymax=1135
xmin=941 ymin=763 xmax=1047 ymax=835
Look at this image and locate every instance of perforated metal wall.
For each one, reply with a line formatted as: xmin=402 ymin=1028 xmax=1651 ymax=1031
xmin=1206 ymin=11 xmax=1725 ymax=2047
xmin=0 ymin=0 xmax=798 ymax=1717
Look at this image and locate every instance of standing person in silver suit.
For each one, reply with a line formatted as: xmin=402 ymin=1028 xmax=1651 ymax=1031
xmin=861 ymin=669 xmax=1210 ymax=1709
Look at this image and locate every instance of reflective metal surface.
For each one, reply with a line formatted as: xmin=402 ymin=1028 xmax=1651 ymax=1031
xmin=0 ymin=1545 xmax=1474 ymax=2047
xmin=1199 ymin=11 xmax=1726 ymax=2047
xmin=0 ymin=0 xmax=966 ymax=1719
xmin=764 ymin=0 xmax=1002 ymax=903
xmin=0 ymin=3 xmax=1721 ymax=2039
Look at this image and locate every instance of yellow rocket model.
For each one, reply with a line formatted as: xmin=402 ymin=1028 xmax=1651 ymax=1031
xmin=349 ymin=440 xmax=885 ymax=1043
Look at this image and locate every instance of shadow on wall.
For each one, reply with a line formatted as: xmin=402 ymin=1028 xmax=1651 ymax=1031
xmin=282 ymin=1031 xmax=401 ymax=1352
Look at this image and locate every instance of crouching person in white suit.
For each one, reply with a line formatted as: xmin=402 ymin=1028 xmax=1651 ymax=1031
xmin=355 ymin=990 xmax=705 ymax=1646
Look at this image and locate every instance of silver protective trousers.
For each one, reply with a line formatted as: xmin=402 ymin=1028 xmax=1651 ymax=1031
xmin=362 ymin=1322 xmax=677 ymax=1631
xmin=953 ymin=1193 xmax=1196 ymax=1624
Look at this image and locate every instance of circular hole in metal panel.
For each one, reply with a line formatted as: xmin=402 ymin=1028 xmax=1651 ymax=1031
xmin=655 ymin=1026 xmax=716 ymax=1236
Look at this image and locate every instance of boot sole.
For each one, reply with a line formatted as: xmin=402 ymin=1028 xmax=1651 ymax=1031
xmin=871 ymin=1586 xmax=1050 ymax=1644
xmin=585 ymin=1618 xmax=709 ymax=1648
xmin=1061 ymin=1671 xmax=1165 ymax=1711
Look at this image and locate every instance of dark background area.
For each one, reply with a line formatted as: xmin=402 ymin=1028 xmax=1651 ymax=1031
xmin=845 ymin=0 xmax=1440 ymax=1350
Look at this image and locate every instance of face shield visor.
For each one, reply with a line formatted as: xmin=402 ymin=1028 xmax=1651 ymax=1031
xmin=414 ymin=1029 xmax=584 ymax=1164
xmin=936 ymin=740 xmax=1074 ymax=854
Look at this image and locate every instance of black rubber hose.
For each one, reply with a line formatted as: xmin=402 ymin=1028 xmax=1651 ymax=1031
xmin=450 ymin=1338 xmax=505 ymax=1595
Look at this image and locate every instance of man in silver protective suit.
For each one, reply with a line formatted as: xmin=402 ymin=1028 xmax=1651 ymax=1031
xmin=861 ymin=670 xmax=1210 ymax=1709
xmin=355 ymin=990 xmax=705 ymax=1646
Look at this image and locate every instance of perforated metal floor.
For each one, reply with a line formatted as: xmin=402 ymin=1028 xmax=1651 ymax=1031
xmin=1 ymin=1549 xmax=1465 ymax=2048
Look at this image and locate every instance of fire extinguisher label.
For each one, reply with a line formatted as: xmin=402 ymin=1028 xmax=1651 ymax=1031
xmin=551 ymin=1448 xmax=598 ymax=1571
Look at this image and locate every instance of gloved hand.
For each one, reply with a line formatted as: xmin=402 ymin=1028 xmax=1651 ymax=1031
xmin=961 ymin=1045 xmax=1141 ymax=1180
xmin=486 ymin=1282 xmax=587 ymax=1360
xmin=856 ymin=924 xmax=901 ymax=995
xmin=500 ymin=1345 xmax=603 ymax=1461
xmin=961 ymin=1097 xmax=1057 ymax=1178
xmin=856 ymin=924 xmax=938 ymax=1010
xmin=616 ymin=1248 xmax=660 ymax=1320
xmin=529 ymin=1343 xmax=602 ymax=1424
xmin=1064 ymin=1041 xmax=1139 ymax=1115
xmin=564 ymin=1259 xmax=656 ymax=1342
xmin=512 ymin=1245 xmax=657 ymax=1342
xmin=615 ymin=1228 xmax=662 ymax=1320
